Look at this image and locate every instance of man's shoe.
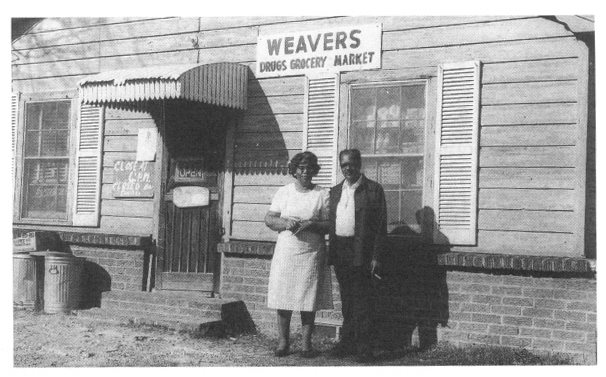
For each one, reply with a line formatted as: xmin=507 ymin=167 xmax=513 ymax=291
xmin=329 ymin=343 xmax=355 ymax=358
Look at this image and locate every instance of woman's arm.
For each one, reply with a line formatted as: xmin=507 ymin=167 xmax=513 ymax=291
xmin=265 ymin=211 xmax=300 ymax=232
xmin=297 ymin=219 xmax=330 ymax=235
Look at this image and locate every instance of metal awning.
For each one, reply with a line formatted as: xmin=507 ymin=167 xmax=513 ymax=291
xmin=78 ymin=62 xmax=248 ymax=110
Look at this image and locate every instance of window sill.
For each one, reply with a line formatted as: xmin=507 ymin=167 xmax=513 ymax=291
xmin=13 ymin=227 xmax=151 ymax=248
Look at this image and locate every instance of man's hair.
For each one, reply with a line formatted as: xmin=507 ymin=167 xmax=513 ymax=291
xmin=288 ymin=151 xmax=321 ymax=177
xmin=339 ymin=149 xmax=362 ymax=165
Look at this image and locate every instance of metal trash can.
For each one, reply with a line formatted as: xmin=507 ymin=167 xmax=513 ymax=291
xmin=40 ymin=252 xmax=83 ymax=313
xmin=13 ymin=253 xmax=43 ymax=310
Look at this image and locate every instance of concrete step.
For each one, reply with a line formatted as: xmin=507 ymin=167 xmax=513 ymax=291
xmin=76 ymin=290 xmax=255 ymax=336
xmin=77 ymin=307 xmax=224 ymax=334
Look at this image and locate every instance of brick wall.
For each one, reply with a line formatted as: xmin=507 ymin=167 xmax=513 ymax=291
xmin=219 ymin=253 xmax=596 ymax=364
xmin=71 ymin=245 xmax=147 ymax=308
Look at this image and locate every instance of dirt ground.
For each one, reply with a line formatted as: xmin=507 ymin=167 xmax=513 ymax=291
xmin=13 ymin=309 xmax=574 ymax=367
xmin=12 ymin=309 xmax=378 ymax=367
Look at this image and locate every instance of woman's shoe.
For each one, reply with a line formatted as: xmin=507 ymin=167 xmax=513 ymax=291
xmin=300 ymin=349 xmax=317 ymax=358
xmin=274 ymin=348 xmax=290 ymax=357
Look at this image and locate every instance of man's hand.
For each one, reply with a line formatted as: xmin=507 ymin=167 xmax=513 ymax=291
xmin=370 ymin=259 xmax=381 ymax=275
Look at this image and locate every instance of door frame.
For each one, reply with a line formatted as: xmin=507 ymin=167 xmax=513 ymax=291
xmin=152 ymin=101 xmax=232 ymax=294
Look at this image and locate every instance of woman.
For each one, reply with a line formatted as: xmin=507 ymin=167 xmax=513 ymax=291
xmin=265 ymin=151 xmax=332 ymax=358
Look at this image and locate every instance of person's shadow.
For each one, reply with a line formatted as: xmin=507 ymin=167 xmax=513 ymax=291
xmin=372 ymin=206 xmax=451 ymax=358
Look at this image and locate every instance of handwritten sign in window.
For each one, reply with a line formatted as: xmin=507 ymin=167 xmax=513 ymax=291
xmin=112 ymin=160 xmax=154 ymax=198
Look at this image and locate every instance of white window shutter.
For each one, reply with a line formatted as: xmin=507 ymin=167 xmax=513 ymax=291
xmin=434 ymin=61 xmax=481 ymax=245
xmin=73 ymin=102 xmax=104 ymax=226
xmin=11 ymin=92 xmax=19 ymax=188
xmin=303 ymin=74 xmax=339 ymax=188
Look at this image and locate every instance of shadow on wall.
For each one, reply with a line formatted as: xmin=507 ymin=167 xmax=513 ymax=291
xmin=79 ymin=260 xmax=112 ymax=309
xmin=372 ymin=206 xmax=450 ymax=351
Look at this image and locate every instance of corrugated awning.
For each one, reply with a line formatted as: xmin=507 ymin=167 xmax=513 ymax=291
xmin=78 ymin=62 xmax=248 ymax=110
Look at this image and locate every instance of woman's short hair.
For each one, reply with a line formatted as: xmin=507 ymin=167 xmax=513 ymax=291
xmin=288 ymin=151 xmax=321 ymax=177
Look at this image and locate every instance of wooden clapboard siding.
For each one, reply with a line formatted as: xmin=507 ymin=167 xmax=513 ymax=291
xmin=233 ymin=172 xmax=294 ymax=187
xmin=452 ymin=231 xmax=576 ymax=256
xmin=482 ymin=81 xmax=577 ymax=105
xmin=101 ymin=199 xmax=154 ymax=218
xmin=231 ymin=221 xmax=276 ymax=242
xmin=478 ymin=210 xmax=574 ymax=233
xmin=480 ymin=125 xmax=577 ymax=147
xmin=102 ymin=152 xmax=137 ymax=168
xmin=12 ymin=16 xmax=590 ymax=256
xmin=482 ymin=58 xmax=578 ymax=83
xmin=246 ymin=95 xmax=304 ymax=115
xmin=13 ymin=50 xmax=200 ymax=80
xmin=105 ymin=107 xmax=155 ymax=120
xmin=479 ymin=146 xmax=576 ymax=167
xmin=239 ymin=114 xmax=304 ymax=133
xmin=479 ymin=168 xmax=576 ymax=189
xmin=104 ymin=120 xmax=156 ymax=136
xmin=234 ymin=149 xmax=298 ymax=164
xmin=198 ymin=16 xmax=329 ymax=31
xmin=99 ymin=216 xmax=154 ymax=236
xmin=233 ymin=186 xmax=279 ymax=204
xmin=257 ymin=16 xmax=527 ymax=35
xmin=383 ymin=37 xmax=579 ymax=70
xmin=479 ymin=189 xmax=575 ymax=211
xmin=232 ymin=203 xmax=270 ymax=222
xmin=104 ymin=135 xmax=138 ymax=152
xmin=235 ymin=132 xmax=301 ymax=150
xmin=481 ymin=103 xmax=577 ymax=125
xmin=248 ymin=77 xmax=306 ymax=98
xmin=383 ymin=17 xmax=569 ymax=51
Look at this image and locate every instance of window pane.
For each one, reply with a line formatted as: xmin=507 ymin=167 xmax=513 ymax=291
xmin=350 ymin=83 xmax=426 ymax=235
xmin=401 ymin=157 xmax=424 ymax=189
xmin=351 ymin=121 xmax=374 ymax=153
xmin=378 ymin=160 xmax=401 ymax=189
xmin=376 ymin=121 xmax=399 ymax=153
xmin=401 ymin=120 xmax=424 ymax=154
xmin=402 ymin=85 xmax=425 ymax=119
xmin=401 ymin=190 xmax=423 ymax=232
xmin=385 ymin=190 xmax=400 ymax=227
xmin=24 ymin=131 xmax=40 ymax=156
xmin=40 ymin=130 xmax=69 ymax=156
xmin=26 ymin=104 xmax=42 ymax=131
xmin=351 ymin=88 xmax=376 ymax=121
xmin=377 ymin=87 xmax=400 ymax=120
xmin=363 ymin=159 xmax=378 ymax=181
xmin=41 ymin=102 xmax=70 ymax=130
xmin=21 ymin=100 xmax=70 ymax=220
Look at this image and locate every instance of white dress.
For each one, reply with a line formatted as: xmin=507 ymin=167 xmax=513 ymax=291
xmin=267 ymin=183 xmax=333 ymax=311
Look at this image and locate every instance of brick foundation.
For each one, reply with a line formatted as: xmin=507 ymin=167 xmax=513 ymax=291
xmin=219 ymin=251 xmax=596 ymax=364
xmin=71 ymin=245 xmax=148 ymax=308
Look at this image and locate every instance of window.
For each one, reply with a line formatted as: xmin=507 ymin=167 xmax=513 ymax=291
xmin=349 ymin=82 xmax=427 ymax=234
xmin=21 ymin=100 xmax=71 ymax=220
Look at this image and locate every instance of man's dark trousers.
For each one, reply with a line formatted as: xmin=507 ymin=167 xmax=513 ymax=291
xmin=333 ymin=236 xmax=375 ymax=355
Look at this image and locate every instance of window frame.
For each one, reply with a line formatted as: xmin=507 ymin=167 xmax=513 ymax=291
xmin=13 ymin=90 xmax=79 ymax=226
xmin=339 ymin=71 xmax=437 ymax=240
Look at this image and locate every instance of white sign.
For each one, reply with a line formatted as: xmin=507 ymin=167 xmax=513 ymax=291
xmin=256 ymin=24 xmax=382 ymax=78
xmin=172 ymin=186 xmax=210 ymax=208
xmin=136 ymin=128 xmax=157 ymax=161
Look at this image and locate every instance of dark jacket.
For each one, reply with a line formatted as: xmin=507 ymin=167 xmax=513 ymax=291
xmin=328 ymin=175 xmax=388 ymax=267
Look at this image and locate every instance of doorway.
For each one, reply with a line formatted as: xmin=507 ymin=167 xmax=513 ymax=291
xmin=156 ymin=101 xmax=229 ymax=294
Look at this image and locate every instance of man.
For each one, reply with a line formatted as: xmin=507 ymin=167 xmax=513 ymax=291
xmin=328 ymin=148 xmax=387 ymax=363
